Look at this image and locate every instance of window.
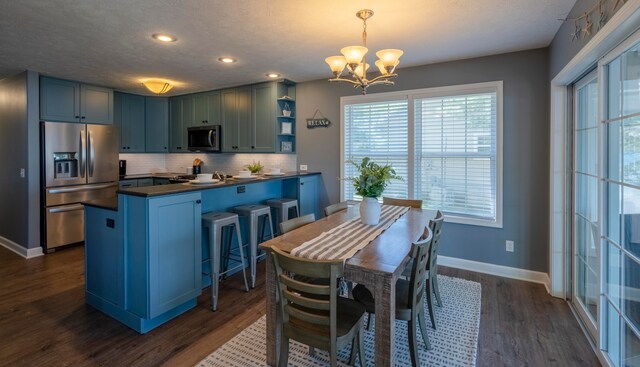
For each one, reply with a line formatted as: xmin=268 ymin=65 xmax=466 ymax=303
xmin=341 ymin=82 xmax=503 ymax=227
xmin=342 ymin=99 xmax=409 ymax=200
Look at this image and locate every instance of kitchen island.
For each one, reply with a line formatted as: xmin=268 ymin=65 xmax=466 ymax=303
xmin=83 ymin=172 xmax=320 ymax=333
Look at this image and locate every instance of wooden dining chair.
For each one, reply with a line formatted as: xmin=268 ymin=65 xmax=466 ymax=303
xmin=324 ymin=200 xmax=358 ymax=216
xmin=279 ymin=213 xmax=315 ymax=234
xmin=271 ymin=246 xmax=367 ymax=367
xmin=382 ymin=197 xmax=423 ymax=209
xmin=352 ymin=226 xmax=434 ymax=367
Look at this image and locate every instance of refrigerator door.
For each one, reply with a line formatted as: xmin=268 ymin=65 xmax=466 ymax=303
xmin=46 ymin=203 xmax=85 ymax=249
xmin=45 ymin=183 xmax=117 ymax=206
xmin=86 ymin=124 xmax=118 ymax=184
xmin=43 ymin=122 xmax=87 ymax=187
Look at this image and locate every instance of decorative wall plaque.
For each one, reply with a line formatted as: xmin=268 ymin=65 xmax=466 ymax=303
xmin=306 ymin=109 xmax=331 ymax=128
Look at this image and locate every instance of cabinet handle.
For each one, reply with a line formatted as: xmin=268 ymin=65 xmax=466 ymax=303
xmin=75 ymin=115 xmax=80 ymax=119
xmin=177 ymin=147 xmax=182 ymax=150
xmin=81 ymin=116 xmax=86 ymax=119
xmin=164 ymin=147 xmax=167 ymax=149
xmin=300 ymin=182 xmax=305 ymax=186
xmin=251 ymin=146 xmax=255 ymax=149
xmin=196 ymin=200 xmax=202 ymax=204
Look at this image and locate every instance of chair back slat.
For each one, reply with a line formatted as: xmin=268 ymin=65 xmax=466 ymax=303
xmin=285 ymin=304 xmax=331 ymax=326
xmin=382 ymin=197 xmax=423 ymax=208
xmin=407 ymin=226 xmax=433 ymax=309
xmin=282 ymin=288 xmax=331 ymax=310
xmin=279 ymin=274 xmax=332 ymax=296
xmin=280 ymin=213 xmax=316 ymax=234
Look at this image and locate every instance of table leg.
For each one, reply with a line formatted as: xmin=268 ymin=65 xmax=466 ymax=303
xmin=374 ymin=274 xmax=396 ymax=367
xmin=265 ymin=251 xmax=280 ymax=366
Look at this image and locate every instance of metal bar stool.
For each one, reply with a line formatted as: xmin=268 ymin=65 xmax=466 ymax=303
xmin=233 ymin=204 xmax=275 ymax=288
xmin=202 ymin=212 xmax=249 ymax=311
xmin=266 ymin=198 xmax=299 ymax=235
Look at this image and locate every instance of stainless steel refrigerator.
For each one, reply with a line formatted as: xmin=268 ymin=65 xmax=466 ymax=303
xmin=41 ymin=121 xmax=118 ymax=252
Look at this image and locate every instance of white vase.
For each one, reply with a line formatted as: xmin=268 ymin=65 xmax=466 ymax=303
xmin=360 ymin=197 xmax=381 ymax=225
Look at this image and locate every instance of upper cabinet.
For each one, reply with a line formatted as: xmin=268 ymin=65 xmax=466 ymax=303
xmin=221 ymin=86 xmax=252 ymax=152
xmin=114 ymin=92 xmax=145 ymax=152
xmin=145 ymin=97 xmax=169 ymax=153
xmin=251 ymin=83 xmax=277 ymax=153
xmin=192 ymin=91 xmax=221 ymax=126
xmin=40 ymin=76 xmax=113 ymax=124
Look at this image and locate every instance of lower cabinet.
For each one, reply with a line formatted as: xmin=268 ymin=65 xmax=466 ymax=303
xmin=298 ymin=175 xmax=320 ymax=219
xmin=84 ymin=192 xmax=202 ymax=333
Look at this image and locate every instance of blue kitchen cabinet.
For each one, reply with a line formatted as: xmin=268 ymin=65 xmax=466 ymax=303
xmin=40 ymin=76 xmax=113 ymax=124
xmin=114 ymin=92 xmax=145 ymax=152
xmin=169 ymin=96 xmax=192 ymax=152
xmin=298 ymin=175 xmax=320 ymax=219
xmin=84 ymin=192 xmax=202 ymax=333
xmin=145 ymin=97 xmax=169 ymax=152
xmin=221 ymin=86 xmax=252 ymax=152
xmin=252 ymin=83 xmax=276 ymax=152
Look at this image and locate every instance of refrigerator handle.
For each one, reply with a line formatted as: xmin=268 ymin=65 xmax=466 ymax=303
xmin=79 ymin=129 xmax=86 ymax=178
xmin=88 ymin=130 xmax=95 ymax=177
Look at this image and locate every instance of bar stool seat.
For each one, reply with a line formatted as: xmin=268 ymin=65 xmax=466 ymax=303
xmin=267 ymin=198 xmax=299 ymax=235
xmin=233 ymin=204 xmax=275 ymax=288
xmin=202 ymin=212 xmax=249 ymax=311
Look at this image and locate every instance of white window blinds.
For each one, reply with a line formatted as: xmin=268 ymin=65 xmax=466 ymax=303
xmin=343 ymin=100 xmax=409 ymax=200
xmin=414 ymin=91 xmax=497 ymax=221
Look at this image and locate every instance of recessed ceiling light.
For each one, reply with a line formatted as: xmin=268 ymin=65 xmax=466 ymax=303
xmin=266 ymin=73 xmax=281 ymax=78
xmin=218 ymin=57 xmax=237 ymax=64
xmin=152 ymin=33 xmax=177 ymax=42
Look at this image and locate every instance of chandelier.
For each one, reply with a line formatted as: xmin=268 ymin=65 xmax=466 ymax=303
xmin=325 ymin=9 xmax=403 ymax=95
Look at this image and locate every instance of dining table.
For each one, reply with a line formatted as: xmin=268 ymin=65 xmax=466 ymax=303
xmin=259 ymin=204 xmax=434 ymax=367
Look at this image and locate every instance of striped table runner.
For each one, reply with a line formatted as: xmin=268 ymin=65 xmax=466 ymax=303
xmin=290 ymin=205 xmax=410 ymax=260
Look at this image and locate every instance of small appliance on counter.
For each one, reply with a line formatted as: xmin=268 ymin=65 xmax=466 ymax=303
xmin=119 ymin=160 xmax=127 ymax=178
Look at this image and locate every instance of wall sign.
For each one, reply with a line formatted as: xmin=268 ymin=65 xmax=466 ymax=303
xmin=306 ymin=109 xmax=331 ymax=128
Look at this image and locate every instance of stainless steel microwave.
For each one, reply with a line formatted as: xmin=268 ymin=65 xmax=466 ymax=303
xmin=188 ymin=125 xmax=221 ymax=152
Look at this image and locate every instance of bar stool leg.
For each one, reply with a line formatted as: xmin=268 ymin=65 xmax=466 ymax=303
xmin=250 ymin=214 xmax=258 ymax=289
xmin=234 ymin=221 xmax=249 ymax=292
xmin=210 ymin=223 xmax=223 ymax=311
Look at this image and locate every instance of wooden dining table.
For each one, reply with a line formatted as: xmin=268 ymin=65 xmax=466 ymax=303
xmin=259 ymin=205 xmax=434 ymax=367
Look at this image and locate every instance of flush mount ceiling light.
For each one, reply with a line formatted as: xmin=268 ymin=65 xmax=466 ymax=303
xmin=266 ymin=73 xmax=281 ymax=78
xmin=143 ymin=79 xmax=174 ymax=94
xmin=151 ymin=33 xmax=177 ymax=42
xmin=325 ymin=9 xmax=403 ymax=95
xmin=217 ymin=57 xmax=237 ymax=64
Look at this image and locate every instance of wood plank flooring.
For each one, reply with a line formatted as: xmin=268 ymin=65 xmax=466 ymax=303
xmin=0 ymin=245 xmax=599 ymax=366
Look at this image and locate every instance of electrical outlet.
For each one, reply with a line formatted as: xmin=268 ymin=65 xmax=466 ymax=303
xmin=506 ymin=240 xmax=514 ymax=252
xmin=19 ymin=168 xmax=25 ymax=178
xmin=300 ymin=164 xmax=308 ymax=171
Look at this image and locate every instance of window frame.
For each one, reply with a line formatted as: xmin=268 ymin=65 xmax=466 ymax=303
xmin=340 ymin=81 xmax=503 ymax=228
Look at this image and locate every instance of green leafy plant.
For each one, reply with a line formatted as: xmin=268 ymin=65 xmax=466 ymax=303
xmin=343 ymin=157 xmax=403 ymax=198
xmin=245 ymin=161 xmax=264 ymax=174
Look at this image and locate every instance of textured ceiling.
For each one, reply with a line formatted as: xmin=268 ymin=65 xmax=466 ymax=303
xmin=0 ymin=0 xmax=575 ymax=96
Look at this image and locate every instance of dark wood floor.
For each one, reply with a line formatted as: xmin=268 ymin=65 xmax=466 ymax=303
xmin=0 ymin=245 xmax=599 ymax=366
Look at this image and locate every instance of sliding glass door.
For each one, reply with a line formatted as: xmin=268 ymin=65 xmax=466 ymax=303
xmin=572 ymin=70 xmax=599 ymax=339
xmin=601 ymin=40 xmax=640 ymax=367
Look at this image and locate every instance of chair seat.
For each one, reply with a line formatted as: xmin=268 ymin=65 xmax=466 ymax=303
xmin=352 ymin=280 xmax=417 ymax=321
xmin=285 ymin=296 xmax=365 ymax=349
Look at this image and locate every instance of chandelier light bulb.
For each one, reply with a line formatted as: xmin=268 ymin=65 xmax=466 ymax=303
xmin=340 ymin=46 xmax=368 ymax=65
xmin=325 ymin=56 xmax=347 ymax=76
xmin=354 ymin=63 xmax=370 ymax=78
xmin=376 ymin=49 xmax=404 ymax=67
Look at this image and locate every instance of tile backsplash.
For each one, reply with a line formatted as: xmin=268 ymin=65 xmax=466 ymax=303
xmin=120 ymin=153 xmax=297 ymax=176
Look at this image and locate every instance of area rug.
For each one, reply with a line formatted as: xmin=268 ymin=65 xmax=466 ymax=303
xmin=196 ymin=275 xmax=481 ymax=367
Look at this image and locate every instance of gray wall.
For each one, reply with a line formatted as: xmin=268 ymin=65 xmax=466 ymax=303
xmin=296 ymin=48 xmax=550 ymax=272
xmin=550 ymin=0 xmax=622 ymax=78
xmin=0 ymin=70 xmax=40 ymax=250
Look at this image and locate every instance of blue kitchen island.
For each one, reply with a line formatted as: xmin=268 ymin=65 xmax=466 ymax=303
xmin=83 ymin=172 xmax=320 ymax=333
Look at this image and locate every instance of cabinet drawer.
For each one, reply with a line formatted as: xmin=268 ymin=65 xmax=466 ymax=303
xmin=119 ymin=180 xmax=138 ymax=189
xmin=138 ymin=178 xmax=154 ymax=187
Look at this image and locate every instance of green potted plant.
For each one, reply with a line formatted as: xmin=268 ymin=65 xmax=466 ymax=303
xmin=343 ymin=157 xmax=403 ymax=225
xmin=245 ymin=161 xmax=264 ymax=175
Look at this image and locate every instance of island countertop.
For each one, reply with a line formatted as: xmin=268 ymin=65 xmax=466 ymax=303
xmin=117 ymin=171 xmax=321 ymax=197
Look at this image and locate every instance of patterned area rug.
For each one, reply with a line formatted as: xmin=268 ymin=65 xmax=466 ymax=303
xmin=197 ymin=275 xmax=481 ymax=367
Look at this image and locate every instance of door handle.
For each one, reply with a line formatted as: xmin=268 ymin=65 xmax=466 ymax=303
xmin=208 ymin=130 xmax=213 ymax=147
xmin=88 ymin=130 xmax=95 ymax=177
xmin=48 ymin=183 xmax=117 ymax=194
xmin=48 ymin=204 xmax=85 ymax=213
xmin=79 ymin=130 xmax=86 ymax=178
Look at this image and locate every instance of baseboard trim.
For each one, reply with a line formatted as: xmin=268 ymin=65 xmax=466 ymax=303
xmin=439 ymin=255 xmax=552 ymax=293
xmin=0 ymin=235 xmax=43 ymax=259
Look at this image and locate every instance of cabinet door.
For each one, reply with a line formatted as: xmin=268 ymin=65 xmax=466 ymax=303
xmin=114 ymin=92 xmax=144 ymax=152
xmin=299 ymin=175 xmax=319 ymax=219
xmin=207 ymin=91 xmax=221 ymax=124
xmin=148 ymin=193 xmax=202 ymax=318
xmin=193 ymin=94 xmax=208 ymax=125
xmin=221 ymin=89 xmax=237 ymax=152
xmin=81 ymin=84 xmax=114 ymax=124
xmin=169 ymin=98 xmax=185 ymax=152
xmin=40 ymin=77 xmax=80 ymax=122
xmin=252 ymin=83 xmax=276 ymax=152
xmin=145 ymin=97 xmax=168 ymax=152
xmin=181 ymin=97 xmax=193 ymax=149
xmin=236 ymin=86 xmax=252 ymax=152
